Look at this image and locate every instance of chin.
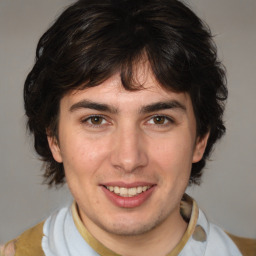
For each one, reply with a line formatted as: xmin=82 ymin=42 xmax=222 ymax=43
xmin=99 ymin=213 xmax=166 ymax=237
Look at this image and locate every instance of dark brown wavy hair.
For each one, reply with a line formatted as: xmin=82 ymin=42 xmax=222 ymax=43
xmin=24 ymin=0 xmax=227 ymax=186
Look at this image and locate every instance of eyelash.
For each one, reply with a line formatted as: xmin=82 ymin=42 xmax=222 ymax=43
xmin=81 ymin=115 xmax=109 ymax=127
xmin=81 ymin=114 xmax=174 ymax=128
xmin=146 ymin=115 xmax=174 ymax=127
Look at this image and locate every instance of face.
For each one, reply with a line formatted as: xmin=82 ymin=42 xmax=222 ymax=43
xmin=48 ymin=65 xmax=208 ymax=238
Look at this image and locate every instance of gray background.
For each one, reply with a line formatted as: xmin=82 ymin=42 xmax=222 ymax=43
xmin=0 ymin=0 xmax=255 ymax=243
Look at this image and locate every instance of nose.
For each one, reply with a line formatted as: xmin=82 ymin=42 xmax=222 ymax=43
xmin=110 ymin=124 xmax=148 ymax=173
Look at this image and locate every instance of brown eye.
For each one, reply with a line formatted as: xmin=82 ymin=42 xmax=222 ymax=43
xmin=90 ymin=116 xmax=103 ymax=125
xmin=153 ymin=116 xmax=166 ymax=124
xmin=81 ymin=115 xmax=109 ymax=128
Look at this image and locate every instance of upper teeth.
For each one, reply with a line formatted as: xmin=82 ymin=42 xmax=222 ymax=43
xmin=106 ymin=186 xmax=150 ymax=197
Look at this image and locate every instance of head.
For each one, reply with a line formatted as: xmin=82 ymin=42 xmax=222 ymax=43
xmin=24 ymin=0 xmax=227 ymax=187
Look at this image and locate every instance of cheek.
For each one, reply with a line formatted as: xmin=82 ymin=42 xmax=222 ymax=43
xmin=150 ymin=137 xmax=194 ymax=169
xmin=148 ymin=135 xmax=194 ymax=192
xmin=60 ymin=134 xmax=111 ymax=176
xmin=62 ymin=138 xmax=110 ymax=198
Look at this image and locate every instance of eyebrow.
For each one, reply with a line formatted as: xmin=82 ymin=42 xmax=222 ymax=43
xmin=139 ymin=100 xmax=186 ymax=114
xmin=69 ymin=99 xmax=186 ymax=114
xmin=69 ymin=100 xmax=118 ymax=113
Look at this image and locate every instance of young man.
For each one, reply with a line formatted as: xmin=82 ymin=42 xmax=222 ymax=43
xmin=1 ymin=0 xmax=255 ymax=255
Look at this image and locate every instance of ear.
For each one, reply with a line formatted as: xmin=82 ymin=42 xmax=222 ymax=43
xmin=47 ymin=135 xmax=63 ymax=163
xmin=192 ymin=132 xmax=210 ymax=163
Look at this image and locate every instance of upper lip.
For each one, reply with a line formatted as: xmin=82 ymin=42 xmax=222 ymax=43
xmin=101 ymin=182 xmax=155 ymax=188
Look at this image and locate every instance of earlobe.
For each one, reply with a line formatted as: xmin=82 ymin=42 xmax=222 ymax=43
xmin=47 ymin=136 xmax=63 ymax=163
xmin=192 ymin=132 xmax=210 ymax=163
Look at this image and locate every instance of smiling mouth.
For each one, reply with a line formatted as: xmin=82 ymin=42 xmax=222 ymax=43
xmin=104 ymin=185 xmax=152 ymax=197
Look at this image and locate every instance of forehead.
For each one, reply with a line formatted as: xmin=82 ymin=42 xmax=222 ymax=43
xmin=62 ymin=65 xmax=192 ymax=111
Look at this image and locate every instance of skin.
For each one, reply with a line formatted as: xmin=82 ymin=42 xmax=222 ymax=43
xmin=48 ymin=64 xmax=209 ymax=256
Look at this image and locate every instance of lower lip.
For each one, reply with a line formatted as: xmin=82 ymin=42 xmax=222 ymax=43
xmin=101 ymin=186 xmax=156 ymax=208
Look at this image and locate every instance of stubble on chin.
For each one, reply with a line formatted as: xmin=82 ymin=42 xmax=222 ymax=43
xmin=93 ymin=208 xmax=174 ymax=237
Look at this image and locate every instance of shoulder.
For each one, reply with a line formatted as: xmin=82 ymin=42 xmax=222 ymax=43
xmin=0 ymin=205 xmax=72 ymax=256
xmin=206 ymin=222 xmax=256 ymax=256
xmin=0 ymin=221 xmax=45 ymax=256
xmin=226 ymin=232 xmax=256 ymax=256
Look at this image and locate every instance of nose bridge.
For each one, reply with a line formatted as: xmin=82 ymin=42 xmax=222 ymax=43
xmin=110 ymin=120 xmax=148 ymax=172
